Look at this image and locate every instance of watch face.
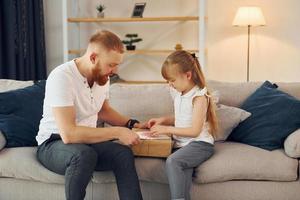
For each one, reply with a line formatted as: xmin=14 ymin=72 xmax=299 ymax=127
xmin=127 ymin=119 xmax=139 ymax=129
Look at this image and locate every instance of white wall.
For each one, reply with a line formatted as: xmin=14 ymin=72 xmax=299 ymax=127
xmin=206 ymin=0 xmax=300 ymax=82
xmin=43 ymin=0 xmax=64 ymax=74
xmin=44 ymin=0 xmax=300 ymax=82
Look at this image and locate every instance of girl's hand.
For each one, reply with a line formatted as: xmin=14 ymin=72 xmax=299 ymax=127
xmin=147 ymin=117 xmax=165 ymax=128
xmin=149 ymin=125 xmax=171 ymax=137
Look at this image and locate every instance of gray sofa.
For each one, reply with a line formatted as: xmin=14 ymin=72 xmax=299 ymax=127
xmin=0 ymin=79 xmax=300 ymax=200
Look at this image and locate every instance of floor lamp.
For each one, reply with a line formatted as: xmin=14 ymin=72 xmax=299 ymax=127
xmin=232 ymin=7 xmax=266 ymax=82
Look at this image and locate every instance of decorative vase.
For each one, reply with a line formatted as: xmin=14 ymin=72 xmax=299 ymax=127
xmin=175 ymin=43 xmax=183 ymax=51
xmin=97 ymin=12 xmax=104 ymax=18
xmin=126 ymin=45 xmax=136 ymax=51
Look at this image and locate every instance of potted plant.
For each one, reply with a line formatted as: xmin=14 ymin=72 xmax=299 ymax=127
xmin=96 ymin=4 xmax=106 ymax=18
xmin=122 ymin=34 xmax=142 ymax=50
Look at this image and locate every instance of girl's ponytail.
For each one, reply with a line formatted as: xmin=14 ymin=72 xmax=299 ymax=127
xmin=192 ymin=56 xmax=218 ymax=138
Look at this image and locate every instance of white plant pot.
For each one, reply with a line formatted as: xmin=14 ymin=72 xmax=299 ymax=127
xmin=97 ymin=12 xmax=104 ymax=18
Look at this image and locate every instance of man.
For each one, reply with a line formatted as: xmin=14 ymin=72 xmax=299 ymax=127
xmin=36 ymin=30 xmax=144 ymax=200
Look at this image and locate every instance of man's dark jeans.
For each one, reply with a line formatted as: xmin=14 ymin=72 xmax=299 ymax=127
xmin=37 ymin=134 xmax=143 ymax=200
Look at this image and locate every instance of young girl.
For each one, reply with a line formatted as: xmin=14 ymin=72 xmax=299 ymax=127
xmin=147 ymin=50 xmax=218 ymax=200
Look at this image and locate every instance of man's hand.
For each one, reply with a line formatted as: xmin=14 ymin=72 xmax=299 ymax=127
xmin=118 ymin=127 xmax=140 ymax=146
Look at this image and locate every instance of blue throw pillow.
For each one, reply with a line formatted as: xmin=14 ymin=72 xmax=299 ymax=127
xmin=227 ymin=81 xmax=300 ymax=150
xmin=0 ymin=80 xmax=46 ymax=147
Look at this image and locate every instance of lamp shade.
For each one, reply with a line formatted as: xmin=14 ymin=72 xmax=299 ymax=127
xmin=232 ymin=7 xmax=266 ymax=26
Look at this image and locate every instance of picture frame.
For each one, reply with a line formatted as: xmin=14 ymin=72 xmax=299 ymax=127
xmin=131 ymin=2 xmax=146 ymax=18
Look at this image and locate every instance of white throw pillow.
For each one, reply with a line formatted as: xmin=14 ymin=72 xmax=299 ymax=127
xmin=0 ymin=131 xmax=6 ymax=150
xmin=215 ymin=104 xmax=251 ymax=141
xmin=284 ymin=129 xmax=300 ymax=158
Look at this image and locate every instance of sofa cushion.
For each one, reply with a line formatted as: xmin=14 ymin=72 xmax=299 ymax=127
xmin=0 ymin=147 xmax=120 ymax=184
xmin=228 ymin=81 xmax=300 ymax=150
xmin=109 ymin=83 xmax=173 ymax=122
xmin=194 ymin=142 xmax=298 ymax=184
xmin=215 ymin=104 xmax=251 ymax=141
xmin=0 ymin=147 xmax=65 ymax=184
xmin=0 ymin=143 xmax=298 ymax=186
xmin=206 ymin=80 xmax=300 ymax=108
xmin=0 ymin=80 xmax=34 ymax=151
xmin=207 ymin=80 xmax=262 ymax=107
xmin=284 ymin=129 xmax=300 ymax=158
xmin=93 ymin=157 xmax=168 ymax=184
xmin=0 ymin=79 xmax=33 ymax=93
xmin=0 ymin=80 xmax=46 ymax=147
xmin=0 ymin=146 xmax=168 ymax=185
xmin=97 ymin=142 xmax=298 ymax=185
xmin=135 ymin=158 xmax=168 ymax=183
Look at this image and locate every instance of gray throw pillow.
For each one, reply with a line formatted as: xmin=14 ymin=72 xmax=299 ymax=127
xmin=215 ymin=104 xmax=251 ymax=141
xmin=284 ymin=129 xmax=300 ymax=158
xmin=0 ymin=131 xmax=6 ymax=150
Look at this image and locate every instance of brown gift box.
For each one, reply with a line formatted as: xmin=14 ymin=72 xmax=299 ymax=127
xmin=131 ymin=129 xmax=173 ymax=158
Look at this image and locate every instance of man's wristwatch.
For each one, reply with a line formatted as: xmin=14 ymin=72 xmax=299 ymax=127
xmin=125 ymin=119 xmax=140 ymax=129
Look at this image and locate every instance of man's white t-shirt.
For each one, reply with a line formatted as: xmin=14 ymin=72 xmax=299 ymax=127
xmin=170 ymin=86 xmax=214 ymax=147
xmin=36 ymin=60 xmax=109 ymax=145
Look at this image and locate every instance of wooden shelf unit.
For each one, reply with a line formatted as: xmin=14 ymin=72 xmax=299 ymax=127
xmin=67 ymin=16 xmax=201 ymax=56
xmin=68 ymin=16 xmax=199 ymax=23
xmin=68 ymin=49 xmax=199 ymax=55
xmin=63 ymin=0 xmax=207 ymax=68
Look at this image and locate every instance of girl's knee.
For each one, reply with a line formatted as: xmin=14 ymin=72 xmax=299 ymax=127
xmin=166 ymin=155 xmax=179 ymax=168
xmin=166 ymin=154 xmax=189 ymax=171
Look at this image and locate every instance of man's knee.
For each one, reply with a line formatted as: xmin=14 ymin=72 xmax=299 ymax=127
xmin=112 ymin=145 xmax=135 ymax=165
xmin=70 ymin=146 xmax=98 ymax=169
xmin=37 ymin=143 xmax=98 ymax=175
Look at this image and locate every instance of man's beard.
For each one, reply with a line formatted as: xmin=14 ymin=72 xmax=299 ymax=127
xmin=91 ymin=66 xmax=109 ymax=86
